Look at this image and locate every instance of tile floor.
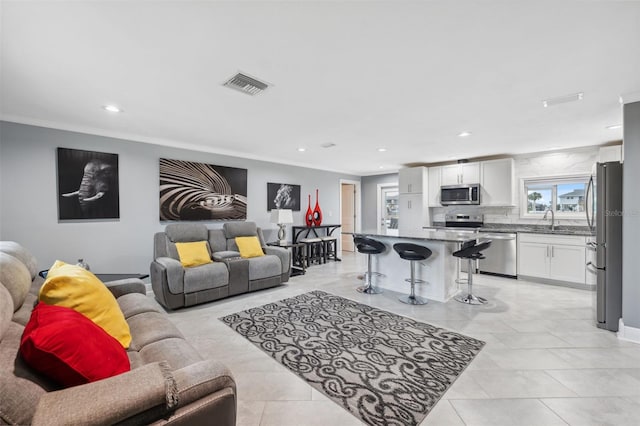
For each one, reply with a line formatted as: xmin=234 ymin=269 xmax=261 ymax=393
xmin=163 ymin=252 xmax=640 ymax=426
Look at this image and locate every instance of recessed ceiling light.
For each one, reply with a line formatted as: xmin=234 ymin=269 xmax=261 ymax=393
xmin=103 ymin=105 xmax=122 ymax=113
xmin=458 ymin=131 xmax=472 ymax=137
xmin=378 ymin=148 xmax=387 ymax=152
xmin=378 ymin=166 xmax=385 ymax=169
xmin=606 ymin=124 xmax=622 ymax=130
xmin=297 ymin=148 xmax=306 ymax=152
xmin=542 ymin=92 xmax=583 ymax=108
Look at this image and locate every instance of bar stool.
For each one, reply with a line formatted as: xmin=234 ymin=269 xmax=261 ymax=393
xmin=453 ymin=239 xmax=492 ymax=305
xmin=300 ymin=237 xmax=324 ymax=265
xmin=393 ymin=243 xmax=432 ymax=305
xmin=354 ymin=236 xmax=386 ymax=294
xmin=321 ymin=236 xmax=337 ymax=262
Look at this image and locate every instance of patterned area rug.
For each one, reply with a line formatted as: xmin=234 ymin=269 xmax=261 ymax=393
xmin=220 ymin=290 xmax=485 ymax=426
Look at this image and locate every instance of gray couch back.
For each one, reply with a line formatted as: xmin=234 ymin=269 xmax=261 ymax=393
xmin=154 ymin=222 xmax=266 ymax=260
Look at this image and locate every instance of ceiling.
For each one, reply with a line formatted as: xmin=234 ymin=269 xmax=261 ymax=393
xmin=2 ymin=1 xmax=639 ymax=175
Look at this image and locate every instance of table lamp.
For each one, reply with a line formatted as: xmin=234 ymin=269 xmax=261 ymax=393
xmin=270 ymin=209 xmax=293 ymax=244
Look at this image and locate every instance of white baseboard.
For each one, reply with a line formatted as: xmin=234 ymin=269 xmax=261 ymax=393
xmin=617 ymin=319 xmax=640 ymax=344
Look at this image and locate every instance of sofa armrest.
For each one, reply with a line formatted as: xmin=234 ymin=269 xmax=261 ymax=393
xmin=32 ymin=362 xmax=174 ymax=425
xmin=264 ymin=246 xmax=290 ymax=274
xmin=152 ymin=257 xmax=185 ymax=294
xmin=172 ymin=359 xmax=236 ymax=409
xmin=104 ymin=278 xmax=146 ymax=298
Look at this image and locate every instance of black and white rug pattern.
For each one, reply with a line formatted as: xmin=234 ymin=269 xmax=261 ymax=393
xmin=220 ymin=290 xmax=485 ymax=426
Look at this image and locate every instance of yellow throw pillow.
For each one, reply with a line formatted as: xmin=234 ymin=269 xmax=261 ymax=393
xmin=175 ymin=241 xmax=212 ymax=267
xmin=235 ymin=236 xmax=264 ymax=258
xmin=39 ymin=260 xmax=132 ymax=348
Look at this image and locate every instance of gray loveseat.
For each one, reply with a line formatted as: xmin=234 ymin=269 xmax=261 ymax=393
xmin=150 ymin=221 xmax=290 ymax=310
xmin=0 ymin=242 xmax=236 ymax=425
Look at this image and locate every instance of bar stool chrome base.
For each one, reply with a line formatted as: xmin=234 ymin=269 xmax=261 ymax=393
xmin=354 ymin=237 xmax=386 ymax=295
xmin=399 ymin=294 xmax=428 ymax=305
xmin=454 ymin=293 xmax=487 ymax=305
xmin=357 ymin=284 xmax=383 ymax=294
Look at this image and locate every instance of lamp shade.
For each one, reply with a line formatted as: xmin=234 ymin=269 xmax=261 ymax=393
xmin=270 ymin=209 xmax=293 ymax=224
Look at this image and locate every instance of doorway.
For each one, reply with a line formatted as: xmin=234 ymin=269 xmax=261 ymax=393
xmin=340 ymin=180 xmax=361 ymax=252
xmin=377 ymin=184 xmax=399 ymax=235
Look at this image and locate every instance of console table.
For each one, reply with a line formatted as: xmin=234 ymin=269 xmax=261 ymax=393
xmin=95 ymin=273 xmax=149 ymax=282
xmin=291 ymin=224 xmax=342 ymax=262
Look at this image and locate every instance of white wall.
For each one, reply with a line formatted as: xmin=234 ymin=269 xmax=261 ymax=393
xmin=0 ymin=121 xmax=359 ymax=272
xmin=622 ymin=101 xmax=640 ymax=330
xmin=360 ymin=173 xmax=398 ymax=230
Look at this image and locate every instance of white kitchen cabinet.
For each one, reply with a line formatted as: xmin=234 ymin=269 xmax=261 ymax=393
xmin=398 ymin=193 xmax=428 ymax=234
xmin=518 ymin=242 xmax=550 ymax=277
xmin=517 ymin=233 xmax=586 ymax=284
xmin=440 ymin=162 xmax=480 ymax=185
xmin=548 ymin=244 xmax=587 ymax=283
xmin=399 ymin=167 xmax=427 ymax=194
xmin=428 ymin=166 xmax=441 ymax=207
xmin=480 ymin=158 xmax=515 ymax=206
xmin=599 ymin=145 xmax=622 ymax=163
xmin=398 ymin=167 xmax=430 ymax=233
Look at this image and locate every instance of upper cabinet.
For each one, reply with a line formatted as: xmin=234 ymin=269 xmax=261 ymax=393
xmin=427 ymin=166 xmax=441 ymax=207
xmin=399 ymin=166 xmax=427 ymax=194
xmin=480 ymin=158 xmax=515 ymax=206
xmin=440 ymin=162 xmax=480 ymax=186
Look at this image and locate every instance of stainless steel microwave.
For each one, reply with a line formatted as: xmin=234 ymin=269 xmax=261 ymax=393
xmin=440 ymin=184 xmax=481 ymax=205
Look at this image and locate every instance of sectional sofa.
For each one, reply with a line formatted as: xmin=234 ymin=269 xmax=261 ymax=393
xmin=0 ymin=242 xmax=237 ymax=425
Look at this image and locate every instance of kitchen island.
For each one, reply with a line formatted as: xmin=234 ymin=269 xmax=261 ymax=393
xmin=351 ymin=229 xmax=484 ymax=302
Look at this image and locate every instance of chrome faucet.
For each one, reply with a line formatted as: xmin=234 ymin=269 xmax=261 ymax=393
xmin=543 ymin=208 xmax=555 ymax=231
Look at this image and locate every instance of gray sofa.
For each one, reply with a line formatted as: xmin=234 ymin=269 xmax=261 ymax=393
xmin=0 ymin=242 xmax=237 ymax=425
xmin=151 ymin=221 xmax=290 ymax=310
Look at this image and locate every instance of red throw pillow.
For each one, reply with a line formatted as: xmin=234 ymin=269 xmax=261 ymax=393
xmin=20 ymin=303 xmax=130 ymax=387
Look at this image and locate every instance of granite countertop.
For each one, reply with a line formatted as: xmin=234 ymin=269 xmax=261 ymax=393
xmin=431 ymin=222 xmax=594 ymax=236
xmin=353 ymin=229 xmax=482 ymax=243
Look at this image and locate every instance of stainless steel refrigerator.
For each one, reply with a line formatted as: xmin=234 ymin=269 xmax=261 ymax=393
xmin=586 ymin=161 xmax=623 ymax=331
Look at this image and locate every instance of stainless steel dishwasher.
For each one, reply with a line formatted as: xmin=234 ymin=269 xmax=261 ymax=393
xmin=477 ymin=232 xmax=517 ymax=278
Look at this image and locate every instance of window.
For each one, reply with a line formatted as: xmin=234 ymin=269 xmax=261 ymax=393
xmin=522 ymin=175 xmax=589 ymax=218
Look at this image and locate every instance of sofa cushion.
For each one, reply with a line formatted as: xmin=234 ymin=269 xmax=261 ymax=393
xmin=127 ymin=311 xmax=185 ymax=350
xmin=223 ymin=221 xmax=257 ymax=239
xmin=39 ymin=261 xmax=131 ymax=348
xmin=139 ymin=337 xmax=203 ymax=370
xmin=248 ymin=255 xmax=281 ymax=281
xmin=0 ymin=241 xmax=38 ymax=279
xmin=235 ymin=236 xmax=264 ymax=259
xmin=175 ymin=241 xmax=212 ymax=267
xmin=0 ymin=252 xmax=31 ymax=312
xmin=117 ymin=293 xmax=165 ymax=320
xmin=208 ymin=229 xmax=228 ymax=253
xmin=184 ymin=262 xmax=229 ymax=293
xmin=0 ymin=284 xmax=13 ymax=339
xmin=0 ymin=321 xmax=54 ymax=426
xmin=166 ymin=223 xmax=209 ymax=243
xmin=20 ymin=303 xmax=130 ymax=388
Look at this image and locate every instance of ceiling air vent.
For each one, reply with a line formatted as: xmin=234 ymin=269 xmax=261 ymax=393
xmin=542 ymin=92 xmax=583 ymax=108
xmin=223 ymin=72 xmax=269 ymax=96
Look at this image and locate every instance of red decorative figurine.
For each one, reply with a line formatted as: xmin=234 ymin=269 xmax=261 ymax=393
xmin=312 ymin=189 xmax=323 ymax=226
xmin=305 ymin=194 xmax=314 ymax=227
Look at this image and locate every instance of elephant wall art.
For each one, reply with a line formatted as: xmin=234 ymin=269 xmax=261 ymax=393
xmin=57 ymin=147 xmax=120 ymax=220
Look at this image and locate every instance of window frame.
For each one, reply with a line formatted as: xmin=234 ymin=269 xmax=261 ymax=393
xmin=520 ymin=174 xmax=590 ymax=219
